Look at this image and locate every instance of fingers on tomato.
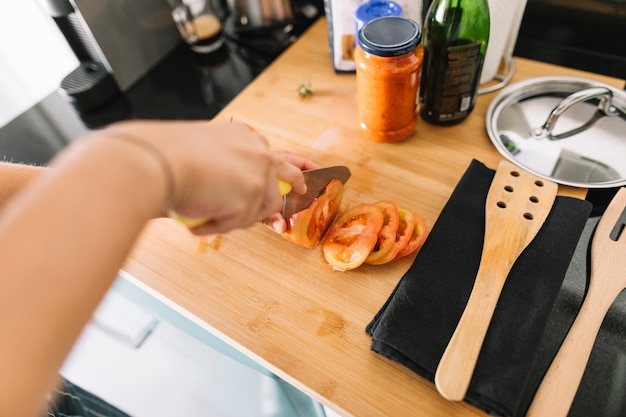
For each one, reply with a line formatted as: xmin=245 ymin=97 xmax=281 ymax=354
xmin=395 ymin=211 xmax=428 ymax=260
xmin=282 ymin=179 xmax=344 ymax=248
xmin=366 ymin=206 xmax=416 ymax=265
xmin=365 ymin=201 xmax=399 ymax=264
xmin=322 ymin=203 xmax=384 ymax=271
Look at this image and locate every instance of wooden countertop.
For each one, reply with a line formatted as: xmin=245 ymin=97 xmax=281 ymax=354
xmin=122 ymin=18 xmax=624 ymax=417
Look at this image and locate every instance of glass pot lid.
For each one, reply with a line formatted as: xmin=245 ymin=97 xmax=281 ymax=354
xmin=486 ymin=76 xmax=626 ymax=188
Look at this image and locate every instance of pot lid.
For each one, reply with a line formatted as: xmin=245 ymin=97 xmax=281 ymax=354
xmin=486 ymin=76 xmax=626 ymax=188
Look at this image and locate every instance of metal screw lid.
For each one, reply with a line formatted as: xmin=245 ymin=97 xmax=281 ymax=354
xmin=358 ymin=16 xmax=421 ymax=57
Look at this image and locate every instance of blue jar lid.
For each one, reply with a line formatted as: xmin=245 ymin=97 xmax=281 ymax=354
xmin=355 ymin=1 xmax=403 ymax=27
xmin=358 ymin=16 xmax=421 ymax=57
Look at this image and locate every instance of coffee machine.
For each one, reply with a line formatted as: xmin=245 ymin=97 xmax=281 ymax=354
xmin=38 ymin=0 xmax=180 ymax=110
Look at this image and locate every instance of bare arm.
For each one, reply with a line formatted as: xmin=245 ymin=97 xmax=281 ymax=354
xmin=0 ymin=162 xmax=46 ymax=207
xmin=0 ymin=120 xmax=308 ymax=417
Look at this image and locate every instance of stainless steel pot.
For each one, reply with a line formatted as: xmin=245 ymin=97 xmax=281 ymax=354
xmin=227 ymin=0 xmax=294 ymax=27
xmin=486 ymin=76 xmax=626 ymax=188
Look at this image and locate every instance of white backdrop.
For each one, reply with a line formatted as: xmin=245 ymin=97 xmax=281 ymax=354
xmin=0 ymin=0 xmax=78 ymax=127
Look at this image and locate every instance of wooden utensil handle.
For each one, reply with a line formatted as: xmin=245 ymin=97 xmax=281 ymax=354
xmin=434 ymin=267 xmax=506 ymax=401
xmin=526 ymin=289 xmax=613 ymax=417
xmin=435 ymin=159 xmax=558 ymax=403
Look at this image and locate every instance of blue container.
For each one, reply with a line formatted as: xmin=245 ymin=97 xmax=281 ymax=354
xmin=355 ymin=1 xmax=403 ymax=46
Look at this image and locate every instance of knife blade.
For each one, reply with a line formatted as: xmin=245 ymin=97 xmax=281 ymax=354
xmin=282 ymin=166 xmax=351 ymax=218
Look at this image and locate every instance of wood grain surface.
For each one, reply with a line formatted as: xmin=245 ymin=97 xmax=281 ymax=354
xmin=122 ymin=18 xmax=624 ymax=417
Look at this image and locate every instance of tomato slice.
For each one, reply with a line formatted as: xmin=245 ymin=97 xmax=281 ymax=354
xmin=322 ymin=203 xmax=384 ymax=271
xmin=365 ymin=201 xmax=400 ymax=264
xmin=282 ymin=179 xmax=344 ymax=248
xmin=395 ymin=211 xmax=428 ymax=259
xmin=366 ymin=206 xmax=416 ymax=265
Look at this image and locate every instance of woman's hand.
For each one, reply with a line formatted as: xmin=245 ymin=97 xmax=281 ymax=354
xmin=108 ymin=120 xmax=312 ymax=235
xmin=263 ymin=151 xmax=320 ymax=234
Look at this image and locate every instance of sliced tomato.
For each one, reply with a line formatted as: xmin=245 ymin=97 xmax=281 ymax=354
xmin=282 ymin=179 xmax=344 ymax=248
xmin=322 ymin=203 xmax=384 ymax=271
xmin=395 ymin=211 xmax=428 ymax=259
xmin=366 ymin=206 xmax=416 ymax=265
xmin=365 ymin=201 xmax=400 ymax=264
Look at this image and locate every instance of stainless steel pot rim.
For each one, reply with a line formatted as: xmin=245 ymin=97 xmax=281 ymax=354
xmin=486 ymin=76 xmax=626 ymax=189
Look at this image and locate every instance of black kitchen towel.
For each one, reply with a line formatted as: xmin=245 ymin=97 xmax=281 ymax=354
xmin=366 ymin=159 xmax=593 ymax=417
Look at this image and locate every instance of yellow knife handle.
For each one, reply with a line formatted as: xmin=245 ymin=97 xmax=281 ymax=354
xmin=170 ymin=179 xmax=292 ymax=228
xmin=277 ymin=178 xmax=292 ymax=195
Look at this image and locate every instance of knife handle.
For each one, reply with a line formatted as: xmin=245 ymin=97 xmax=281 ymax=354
xmin=169 ymin=179 xmax=292 ymax=228
xmin=277 ymin=178 xmax=293 ymax=195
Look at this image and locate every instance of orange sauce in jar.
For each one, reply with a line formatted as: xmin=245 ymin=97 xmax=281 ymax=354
xmin=355 ymin=17 xmax=423 ymax=142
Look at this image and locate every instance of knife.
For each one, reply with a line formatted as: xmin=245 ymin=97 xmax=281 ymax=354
xmin=282 ymin=166 xmax=351 ymax=218
xmin=170 ymin=166 xmax=351 ymax=227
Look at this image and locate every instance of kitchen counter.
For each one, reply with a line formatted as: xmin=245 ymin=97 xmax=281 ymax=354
xmin=121 ymin=18 xmax=624 ymax=417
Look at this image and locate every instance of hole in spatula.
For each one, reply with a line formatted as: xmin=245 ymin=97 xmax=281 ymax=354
xmin=510 ymin=170 xmax=520 ymax=177
xmin=497 ymin=201 xmax=507 ymax=209
xmin=535 ymin=180 xmax=544 ymax=187
xmin=609 ymin=206 xmax=626 ymax=241
xmin=530 ymin=196 xmax=539 ymax=203
xmin=505 ymin=185 xmax=514 ymax=192
xmin=523 ymin=212 xmax=534 ymax=220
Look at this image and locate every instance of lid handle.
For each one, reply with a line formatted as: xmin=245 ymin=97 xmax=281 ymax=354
xmin=531 ymin=87 xmax=621 ymax=140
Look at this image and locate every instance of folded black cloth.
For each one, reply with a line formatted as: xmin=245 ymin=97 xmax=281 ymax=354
xmin=366 ymin=159 xmax=593 ymax=417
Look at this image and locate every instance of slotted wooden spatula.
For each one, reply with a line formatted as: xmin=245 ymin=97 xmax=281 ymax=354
xmin=526 ymin=187 xmax=626 ymax=417
xmin=435 ymin=159 xmax=558 ymax=401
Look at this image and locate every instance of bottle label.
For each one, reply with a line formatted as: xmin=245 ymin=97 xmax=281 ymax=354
xmin=438 ymin=41 xmax=482 ymax=121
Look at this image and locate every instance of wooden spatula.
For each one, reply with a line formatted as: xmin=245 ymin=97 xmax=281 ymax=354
xmin=435 ymin=159 xmax=558 ymax=401
xmin=526 ymin=187 xmax=626 ymax=417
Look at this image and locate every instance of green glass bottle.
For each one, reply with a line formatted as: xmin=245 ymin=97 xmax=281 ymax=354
xmin=419 ymin=0 xmax=490 ymax=125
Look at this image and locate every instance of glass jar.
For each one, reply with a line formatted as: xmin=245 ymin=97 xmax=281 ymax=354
xmin=355 ymin=16 xmax=423 ymax=142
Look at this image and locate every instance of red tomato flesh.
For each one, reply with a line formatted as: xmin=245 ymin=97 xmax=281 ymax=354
xmin=323 ymin=203 xmax=384 ymax=271
xmin=365 ymin=201 xmax=400 ymax=264
xmin=395 ymin=211 xmax=428 ymax=259
xmin=366 ymin=206 xmax=415 ymax=265
xmin=282 ymin=179 xmax=344 ymax=248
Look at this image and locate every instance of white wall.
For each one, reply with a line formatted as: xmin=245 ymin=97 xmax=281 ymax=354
xmin=0 ymin=0 xmax=78 ymax=127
